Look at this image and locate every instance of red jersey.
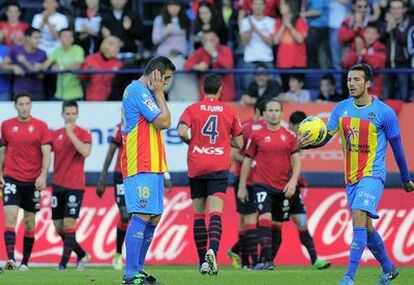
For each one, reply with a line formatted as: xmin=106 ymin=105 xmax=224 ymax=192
xmin=0 ymin=21 xmax=29 ymax=46
xmin=52 ymin=126 xmax=92 ymax=190
xmin=245 ymin=125 xmax=299 ymax=191
xmin=111 ymin=123 xmax=122 ymax=174
xmin=1 ymin=117 xmax=51 ymax=182
xmin=179 ymin=97 xmax=242 ymax=178
xmin=234 ymin=118 xmax=264 ymax=186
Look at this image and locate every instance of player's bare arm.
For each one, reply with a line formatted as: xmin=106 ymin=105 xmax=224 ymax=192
xmin=150 ymin=70 xmax=172 ymax=130
xmin=284 ymin=152 xmax=301 ymax=198
xmin=231 ymin=135 xmax=244 ymax=150
xmin=0 ymin=145 xmax=5 ymax=190
xmin=96 ymin=142 xmax=117 ymax=198
xmin=65 ymin=123 xmax=91 ymax=157
xmin=35 ymin=144 xmax=51 ymax=190
xmin=177 ymin=123 xmax=190 ymax=144
xmin=238 ymin=156 xmax=253 ymax=203
xmin=230 ymin=148 xmax=244 ymax=163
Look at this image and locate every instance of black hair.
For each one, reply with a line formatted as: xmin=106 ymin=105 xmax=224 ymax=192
xmin=195 ymin=2 xmax=225 ymax=37
xmin=59 ymin=28 xmax=73 ymax=36
xmin=25 ymin=27 xmax=40 ymax=37
xmin=348 ymin=63 xmax=373 ymax=82
xmin=289 ymin=73 xmax=305 ymax=83
xmin=144 ymin=56 xmax=176 ymax=76
xmin=203 ymin=73 xmax=222 ymax=95
xmin=5 ymin=2 xmax=21 ymax=11
xmin=366 ymin=23 xmax=380 ymax=33
xmin=289 ymin=111 xmax=307 ymax=125
xmin=161 ymin=0 xmax=190 ymax=31
xmin=264 ymin=98 xmax=283 ymax=111
xmin=13 ymin=92 xmax=31 ymax=103
xmin=321 ymin=73 xmax=336 ymax=86
xmin=62 ymin=100 xmax=78 ymax=112
xmin=253 ymin=99 xmax=265 ymax=115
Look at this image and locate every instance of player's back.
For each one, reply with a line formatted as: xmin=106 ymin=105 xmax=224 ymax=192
xmin=180 ymin=97 xmax=242 ymax=178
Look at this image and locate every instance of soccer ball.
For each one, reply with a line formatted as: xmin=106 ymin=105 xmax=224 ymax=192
xmin=298 ymin=117 xmax=327 ymax=145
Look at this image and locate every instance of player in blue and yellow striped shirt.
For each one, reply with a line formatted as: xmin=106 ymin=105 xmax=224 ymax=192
xmin=300 ymin=64 xmax=414 ymax=285
xmin=121 ymin=56 xmax=175 ymax=285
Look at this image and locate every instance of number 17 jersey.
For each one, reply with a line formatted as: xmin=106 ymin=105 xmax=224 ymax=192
xmin=179 ymin=97 xmax=242 ymax=178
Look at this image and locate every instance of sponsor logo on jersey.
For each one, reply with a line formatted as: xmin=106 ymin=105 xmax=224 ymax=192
xmin=192 ymin=146 xmax=224 ymax=155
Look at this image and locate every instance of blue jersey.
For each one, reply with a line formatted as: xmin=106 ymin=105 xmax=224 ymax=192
xmin=326 ymin=97 xmax=400 ymax=184
xmin=121 ymin=80 xmax=167 ymax=177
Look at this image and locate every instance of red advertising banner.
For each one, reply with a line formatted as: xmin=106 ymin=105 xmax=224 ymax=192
xmin=1 ymin=187 xmax=413 ymax=266
xmin=228 ymin=102 xmax=414 ymax=173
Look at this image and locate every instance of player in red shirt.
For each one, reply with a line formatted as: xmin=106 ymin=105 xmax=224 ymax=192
xmin=51 ymin=100 xmax=91 ymax=270
xmin=267 ymin=111 xmax=330 ymax=269
xmin=238 ymin=99 xmax=301 ymax=270
xmin=0 ymin=92 xmax=51 ymax=271
xmin=227 ymin=101 xmax=264 ymax=269
xmin=178 ymin=74 xmax=243 ymax=275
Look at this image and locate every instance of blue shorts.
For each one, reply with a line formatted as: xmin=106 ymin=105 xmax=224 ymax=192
xmin=346 ymin=177 xmax=384 ymax=219
xmin=123 ymin=173 xmax=164 ymax=215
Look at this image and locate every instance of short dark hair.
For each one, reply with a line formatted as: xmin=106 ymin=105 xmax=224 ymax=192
xmin=6 ymin=2 xmax=21 ymax=10
xmin=264 ymin=98 xmax=283 ymax=111
xmin=13 ymin=92 xmax=32 ymax=103
xmin=254 ymin=99 xmax=265 ymax=115
xmin=203 ymin=73 xmax=222 ymax=95
xmin=321 ymin=73 xmax=336 ymax=86
xmin=289 ymin=73 xmax=305 ymax=83
xmin=366 ymin=23 xmax=380 ymax=33
xmin=144 ymin=56 xmax=176 ymax=76
xmin=62 ymin=100 xmax=78 ymax=112
xmin=25 ymin=27 xmax=40 ymax=37
xmin=59 ymin=28 xmax=73 ymax=36
xmin=289 ymin=111 xmax=307 ymax=125
xmin=348 ymin=63 xmax=373 ymax=82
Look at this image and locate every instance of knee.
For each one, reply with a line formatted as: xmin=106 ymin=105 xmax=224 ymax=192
xmin=24 ymin=218 xmax=35 ymax=232
xmin=149 ymin=214 xmax=162 ymax=225
xmin=63 ymin=218 xmax=77 ymax=231
xmin=351 ymin=210 xmax=368 ymax=227
xmin=119 ymin=208 xmax=130 ymax=224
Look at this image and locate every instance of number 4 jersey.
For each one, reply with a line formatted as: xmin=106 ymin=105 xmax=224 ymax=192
xmin=179 ymin=97 xmax=242 ymax=178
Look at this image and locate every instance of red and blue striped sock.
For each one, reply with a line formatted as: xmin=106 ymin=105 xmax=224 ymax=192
xmin=21 ymin=231 xmax=35 ymax=265
xmin=193 ymin=213 xmax=207 ymax=265
xmin=4 ymin=227 xmax=15 ymax=261
xmin=208 ymin=212 xmax=223 ymax=255
xmin=59 ymin=229 xmax=76 ymax=268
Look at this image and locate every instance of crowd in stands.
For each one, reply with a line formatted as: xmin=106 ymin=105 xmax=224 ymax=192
xmin=0 ymin=0 xmax=414 ymax=103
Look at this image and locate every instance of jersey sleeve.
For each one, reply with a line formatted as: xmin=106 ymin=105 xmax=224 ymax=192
xmin=326 ymin=103 xmax=342 ymax=136
xmin=83 ymin=129 xmax=92 ymax=144
xmin=179 ymin=107 xmax=192 ymax=127
xmin=244 ymin=134 xmax=258 ymax=158
xmin=290 ymin=132 xmax=300 ymax=154
xmin=0 ymin=122 xmax=7 ymax=146
xmin=111 ymin=124 xmax=122 ymax=145
xmin=231 ymin=111 xmax=243 ymax=137
xmin=131 ymin=87 xmax=161 ymax=123
xmin=383 ymin=106 xmax=401 ymax=140
xmin=41 ymin=123 xmax=52 ymax=145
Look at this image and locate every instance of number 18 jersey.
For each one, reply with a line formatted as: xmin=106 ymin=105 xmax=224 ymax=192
xmin=179 ymin=97 xmax=242 ymax=178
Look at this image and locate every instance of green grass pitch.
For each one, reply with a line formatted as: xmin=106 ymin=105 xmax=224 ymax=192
xmin=0 ymin=265 xmax=413 ymax=285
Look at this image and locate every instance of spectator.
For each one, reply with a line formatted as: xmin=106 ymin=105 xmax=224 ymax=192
xmin=184 ymin=30 xmax=236 ymax=101
xmin=2 ymin=28 xmax=47 ymax=100
xmin=81 ymin=36 xmax=123 ymax=101
xmin=301 ymin=0 xmax=331 ymax=68
xmin=31 ymin=0 xmax=69 ymax=56
xmin=379 ymin=0 xmax=413 ymax=101
xmin=237 ymin=0 xmax=280 ymax=22
xmin=273 ymin=0 xmax=308 ymax=90
xmin=328 ymin=0 xmax=349 ymax=70
xmin=368 ymin=0 xmax=382 ymax=22
xmin=101 ymin=0 xmax=144 ymax=62
xmin=166 ymin=50 xmax=199 ymax=101
xmin=192 ymin=0 xmax=223 ymax=14
xmin=239 ymin=0 xmax=275 ymax=87
xmin=342 ymin=24 xmax=386 ymax=98
xmin=0 ymin=43 xmax=11 ymax=100
xmin=194 ymin=1 xmax=228 ymax=49
xmin=278 ymin=74 xmax=311 ymax=103
xmin=338 ymin=0 xmax=370 ymax=55
xmin=0 ymin=2 xmax=29 ymax=47
xmin=240 ymin=62 xmax=282 ymax=105
xmin=74 ymin=0 xmax=104 ymax=55
xmin=316 ymin=74 xmax=343 ymax=102
xmin=42 ymin=29 xmax=85 ymax=100
xmin=152 ymin=0 xmax=190 ymax=57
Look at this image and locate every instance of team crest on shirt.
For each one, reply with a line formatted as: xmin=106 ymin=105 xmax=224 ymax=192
xmin=368 ymin=112 xmax=376 ymax=120
xmin=145 ymin=99 xmax=157 ymax=111
xmin=58 ymin=134 xmax=64 ymax=140
xmin=140 ymin=199 xmax=147 ymax=208
xmin=28 ymin=125 xmax=34 ymax=133
xmin=265 ymin=136 xmax=271 ymax=142
xmin=342 ymin=110 xmax=348 ymax=117
xmin=12 ymin=126 xmax=18 ymax=133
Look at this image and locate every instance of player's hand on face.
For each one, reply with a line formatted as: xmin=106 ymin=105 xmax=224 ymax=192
xmin=403 ymin=180 xmax=414 ymax=193
xmin=283 ymin=180 xmax=297 ymax=198
xmin=237 ymin=185 xmax=249 ymax=203
xmin=64 ymin=123 xmax=76 ymax=134
xmin=298 ymin=132 xmax=313 ymax=149
xmin=96 ymin=179 xmax=106 ymax=198
xmin=35 ymin=175 xmax=46 ymax=190
xmin=149 ymin=70 xmax=164 ymax=93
